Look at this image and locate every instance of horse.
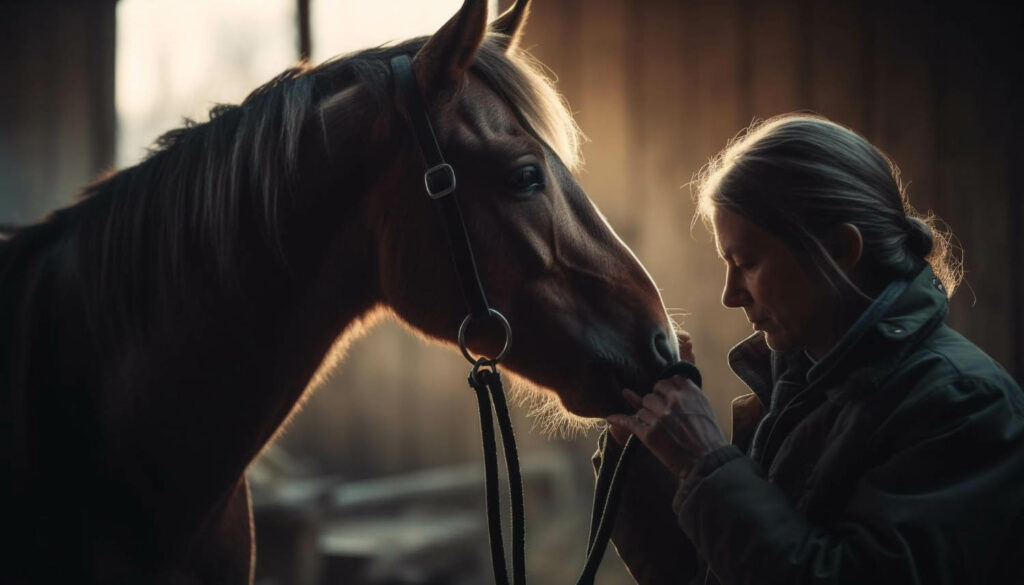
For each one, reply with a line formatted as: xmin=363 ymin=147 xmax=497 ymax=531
xmin=0 ymin=0 xmax=679 ymax=582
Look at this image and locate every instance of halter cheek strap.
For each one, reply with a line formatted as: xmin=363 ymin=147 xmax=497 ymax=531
xmin=391 ymin=53 xmax=524 ymax=585
xmin=390 ymin=54 xmax=491 ymax=323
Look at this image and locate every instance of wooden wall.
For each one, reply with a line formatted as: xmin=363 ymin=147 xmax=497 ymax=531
xmin=511 ymin=0 xmax=1024 ymax=430
xmin=279 ymin=0 xmax=1023 ymax=482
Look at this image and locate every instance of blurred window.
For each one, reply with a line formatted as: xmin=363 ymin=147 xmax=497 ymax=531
xmin=116 ymin=0 xmax=298 ymax=167
xmin=116 ymin=0 xmax=497 ymax=168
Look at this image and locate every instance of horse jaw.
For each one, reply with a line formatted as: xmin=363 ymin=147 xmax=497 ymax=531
xmin=503 ymin=373 xmax=603 ymax=440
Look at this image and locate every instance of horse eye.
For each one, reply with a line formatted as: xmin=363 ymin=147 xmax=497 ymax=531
xmin=506 ymin=165 xmax=545 ymax=195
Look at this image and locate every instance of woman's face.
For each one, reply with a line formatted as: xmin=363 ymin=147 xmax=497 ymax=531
xmin=712 ymin=206 xmax=838 ymax=355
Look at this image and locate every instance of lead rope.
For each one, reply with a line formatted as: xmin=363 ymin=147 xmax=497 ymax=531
xmin=577 ymin=435 xmax=639 ymax=585
xmin=579 ymin=360 xmax=702 ymax=585
xmin=391 ymin=52 xmax=524 ymax=585
xmin=468 ymin=362 xmax=514 ymax=585
xmin=468 ymin=357 xmax=633 ymax=585
xmin=467 ymin=364 xmax=697 ymax=585
xmin=469 ymin=362 xmax=526 ymax=585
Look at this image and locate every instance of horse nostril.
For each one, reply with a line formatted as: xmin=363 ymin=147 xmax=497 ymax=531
xmin=651 ymin=329 xmax=678 ymax=367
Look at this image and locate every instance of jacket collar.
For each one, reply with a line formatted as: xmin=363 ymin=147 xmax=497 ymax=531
xmin=728 ymin=265 xmax=949 ymax=406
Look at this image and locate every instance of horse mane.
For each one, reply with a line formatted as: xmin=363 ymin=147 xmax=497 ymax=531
xmin=1 ymin=34 xmax=582 ymax=333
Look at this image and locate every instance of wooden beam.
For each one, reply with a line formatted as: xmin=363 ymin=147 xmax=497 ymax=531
xmin=298 ymin=0 xmax=311 ymax=60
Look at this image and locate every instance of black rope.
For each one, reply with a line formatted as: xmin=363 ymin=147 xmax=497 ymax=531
xmin=467 ymin=357 xmax=702 ymax=585
xmin=483 ymin=369 xmax=526 ymax=585
xmin=577 ymin=436 xmax=638 ymax=585
xmin=578 ymin=360 xmax=703 ymax=585
xmin=586 ymin=430 xmax=615 ymax=553
xmin=469 ymin=368 xmax=511 ymax=585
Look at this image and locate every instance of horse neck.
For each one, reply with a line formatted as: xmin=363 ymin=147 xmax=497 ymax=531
xmin=74 ymin=85 xmax=393 ymax=531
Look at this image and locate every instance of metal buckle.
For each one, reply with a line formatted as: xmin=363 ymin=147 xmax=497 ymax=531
xmin=424 ymin=163 xmax=456 ymax=199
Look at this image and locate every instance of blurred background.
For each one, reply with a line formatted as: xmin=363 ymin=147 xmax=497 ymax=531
xmin=1 ymin=1 xmax=1021 ymax=584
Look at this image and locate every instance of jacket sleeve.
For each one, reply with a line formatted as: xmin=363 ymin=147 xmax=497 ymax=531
xmin=672 ymin=377 xmax=1024 ymax=585
xmin=592 ymin=429 xmax=698 ymax=585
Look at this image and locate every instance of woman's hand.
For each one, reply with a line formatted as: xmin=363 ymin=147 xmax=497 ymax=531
xmin=607 ymin=370 xmax=728 ymax=479
xmin=607 ymin=330 xmax=697 ymax=446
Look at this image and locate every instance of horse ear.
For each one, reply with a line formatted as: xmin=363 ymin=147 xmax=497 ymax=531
xmin=412 ymin=0 xmax=489 ymax=94
xmin=490 ymin=0 xmax=531 ymax=52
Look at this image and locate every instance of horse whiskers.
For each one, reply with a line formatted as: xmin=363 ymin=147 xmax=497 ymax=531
xmin=665 ymin=310 xmax=692 ymax=341
xmin=504 ymin=373 xmax=600 ymax=440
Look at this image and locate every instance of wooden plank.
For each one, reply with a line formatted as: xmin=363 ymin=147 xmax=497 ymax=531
xmin=867 ymin=3 xmax=940 ymax=228
xmin=1013 ymin=96 xmax=1024 ymax=383
xmin=88 ymin=0 xmax=116 ymax=176
xmin=0 ymin=0 xmax=115 ymax=223
xmin=298 ymin=0 xmax=311 ymax=60
xmin=1012 ymin=47 xmax=1024 ymax=384
xmin=632 ymin=0 xmax=749 ymax=433
xmin=516 ymin=0 xmax=579 ymax=101
xmin=743 ymin=0 xmax=802 ymax=120
xmin=933 ymin=6 xmax=1015 ymax=371
xmin=574 ymin=0 xmax=633 ymax=230
xmin=803 ymin=0 xmax=871 ymax=130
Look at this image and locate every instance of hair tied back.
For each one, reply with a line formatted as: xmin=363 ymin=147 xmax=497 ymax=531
xmin=905 ymin=216 xmax=935 ymax=258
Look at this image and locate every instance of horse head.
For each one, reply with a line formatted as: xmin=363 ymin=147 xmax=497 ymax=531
xmin=318 ymin=0 xmax=678 ymax=418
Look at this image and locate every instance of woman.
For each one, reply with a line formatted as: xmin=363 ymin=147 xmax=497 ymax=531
xmin=600 ymin=114 xmax=1024 ymax=585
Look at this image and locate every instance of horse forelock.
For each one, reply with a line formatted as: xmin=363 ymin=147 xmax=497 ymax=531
xmin=470 ymin=37 xmax=584 ymax=173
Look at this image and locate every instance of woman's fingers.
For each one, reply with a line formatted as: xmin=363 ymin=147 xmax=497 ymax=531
xmin=642 ymin=391 xmax=669 ymax=415
xmin=611 ymin=388 xmax=666 ymax=443
xmin=636 ymin=408 xmax=660 ymax=427
xmin=676 ymin=330 xmax=695 ymax=363
xmin=607 ymin=413 xmax=644 ymax=438
xmin=652 ymin=375 xmax=699 ymax=403
xmin=607 ymin=420 xmax=632 ymax=445
xmin=622 ymin=388 xmax=644 ymax=410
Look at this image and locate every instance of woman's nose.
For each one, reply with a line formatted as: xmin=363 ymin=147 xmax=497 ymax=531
xmin=722 ymin=287 xmax=742 ymax=308
xmin=721 ymin=274 xmax=747 ymax=308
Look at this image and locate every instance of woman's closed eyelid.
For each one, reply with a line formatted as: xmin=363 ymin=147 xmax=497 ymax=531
xmin=730 ymin=258 xmax=752 ymax=269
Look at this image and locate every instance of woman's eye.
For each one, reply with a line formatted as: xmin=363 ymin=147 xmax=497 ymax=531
xmin=506 ymin=165 xmax=545 ymax=194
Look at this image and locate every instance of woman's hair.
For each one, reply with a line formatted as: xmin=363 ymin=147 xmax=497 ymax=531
xmin=693 ymin=113 xmax=961 ymax=299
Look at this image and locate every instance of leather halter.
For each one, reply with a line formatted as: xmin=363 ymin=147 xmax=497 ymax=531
xmin=391 ymin=53 xmax=523 ymax=585
xmin=388 ymin=53 xmax=704 ymax=585
xmin=390 ymin=54 xmax=490 ymax=322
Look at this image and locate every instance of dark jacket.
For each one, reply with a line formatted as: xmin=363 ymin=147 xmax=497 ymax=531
xmin=596 ymin=266 xmax=1024 ymax=584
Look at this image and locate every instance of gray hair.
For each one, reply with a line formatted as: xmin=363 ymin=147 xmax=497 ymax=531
xmin=694 ymin=113 xmax=961 ymax=299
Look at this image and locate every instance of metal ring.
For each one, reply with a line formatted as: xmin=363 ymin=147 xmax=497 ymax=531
xmin=458 ymin=309 xmax=512 ymax=365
